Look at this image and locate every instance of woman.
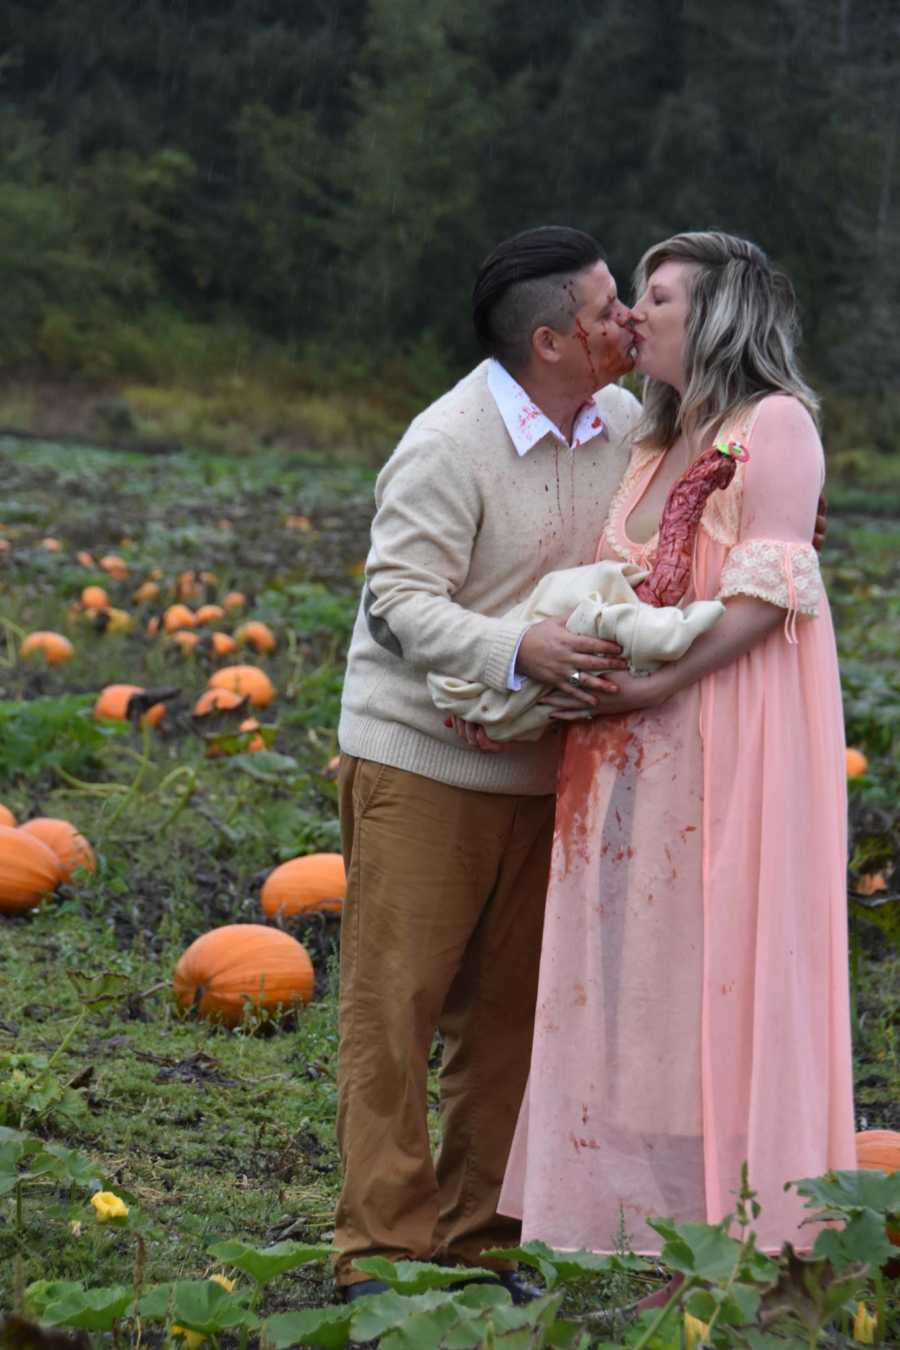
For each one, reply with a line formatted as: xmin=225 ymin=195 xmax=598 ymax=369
xmin=498 ymin=231 xmax=856 ymax=1257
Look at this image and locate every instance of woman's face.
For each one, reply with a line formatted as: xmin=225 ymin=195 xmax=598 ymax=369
xmin=630 ymin=260 xmax=697 ymax=392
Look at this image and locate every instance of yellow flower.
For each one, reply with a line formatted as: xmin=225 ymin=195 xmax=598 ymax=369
xmin=853 ymin=1302 xmax=878 ymax=1344
xmin=683 ymin=1311 xmax=711 ymax=1350
xmin=208 ymin=1274 xmax=235 ymax=1292
xmin=171 ymin=1326 xmax=205 ymax=1348
xmin=90 ymin=1191 xmax=129 ymax=1222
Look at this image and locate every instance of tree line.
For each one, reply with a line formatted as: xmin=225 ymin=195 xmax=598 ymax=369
xmin=2 ymin=0 xmax=897 ymax=411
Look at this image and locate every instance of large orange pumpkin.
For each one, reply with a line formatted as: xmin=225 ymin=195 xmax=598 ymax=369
xmin=0 ymin=826 xmax=62 ymax=912
xmin=856 ymin=1129 xmax=900 ymax=1246
xmin=20 ymin=631 xmax=74 ymax=665
xmin=20 ymin=819 xmax=96 ymax=883
xmin=93 ymin=684 xmax=166 ymax=727
xmin=208 ymin=665 xmax=275 ymax=708
xmin=172 ymin=925 xmax=314 ymax=1026
xmin=261 ymin=854 xmax=346 ymax=918
xmin=0 ymin=805 xmax=15 ymax=828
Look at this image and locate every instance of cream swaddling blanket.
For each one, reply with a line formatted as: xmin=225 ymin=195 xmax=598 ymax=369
xmin=428 ymin=560 xmax=724 ymax=741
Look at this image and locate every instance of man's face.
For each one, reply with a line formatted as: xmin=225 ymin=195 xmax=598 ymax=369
xmin=562 ymin=261 xmax=636 ymax=392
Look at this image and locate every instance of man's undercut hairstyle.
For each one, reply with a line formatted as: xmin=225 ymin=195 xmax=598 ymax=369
xmin=472 ymin=227 xmax=605 ymax=372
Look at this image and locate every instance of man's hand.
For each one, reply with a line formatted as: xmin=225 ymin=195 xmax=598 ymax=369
xmin=448 ymin=716 xmax=514 ymax=753
xmin=813 ymin=493 xmax=827 ymax=552
xmin=517 ymin=617 xmax=626 ymax=701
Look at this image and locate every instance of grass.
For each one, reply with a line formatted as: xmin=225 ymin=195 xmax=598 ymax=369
xmin=0 ymin=428 xmax=898 ymax=1337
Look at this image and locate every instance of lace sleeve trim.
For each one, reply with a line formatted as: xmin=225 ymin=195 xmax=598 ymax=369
xmin=718 ymin=539 xmax=821 ymax=643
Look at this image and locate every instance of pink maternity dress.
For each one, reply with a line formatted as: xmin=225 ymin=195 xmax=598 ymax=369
xmin=500 ymin=394 xmax=856 ymax=1254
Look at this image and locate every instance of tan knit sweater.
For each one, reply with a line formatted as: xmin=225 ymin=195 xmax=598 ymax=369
xmin=338 ymin=361 xmax=642 ymax=794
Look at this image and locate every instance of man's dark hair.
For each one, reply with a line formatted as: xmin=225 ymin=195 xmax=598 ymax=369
xmin=472 ymin=226 xmax=605 ymax=372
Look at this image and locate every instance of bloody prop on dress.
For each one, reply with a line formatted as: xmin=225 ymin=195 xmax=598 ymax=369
xmin=635 ymin=440 xmax=749 ymax=608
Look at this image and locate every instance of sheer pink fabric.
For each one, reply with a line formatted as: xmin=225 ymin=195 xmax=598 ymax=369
xmin=500 ymin=395 xmax=856 ymax=1254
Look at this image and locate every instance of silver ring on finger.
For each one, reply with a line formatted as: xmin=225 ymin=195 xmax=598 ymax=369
xmin=568 ymin=670 xmax=584 ymax=687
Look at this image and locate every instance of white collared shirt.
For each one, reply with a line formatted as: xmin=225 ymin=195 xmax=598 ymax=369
xmin=486 ymin=358 xmax=608 ymax=689
xmin=487 ymin=357 xmax=607 ymax=454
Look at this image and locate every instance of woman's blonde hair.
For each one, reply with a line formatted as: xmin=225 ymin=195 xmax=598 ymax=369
xmin=633 ymin=231 xmax=819 ymax=449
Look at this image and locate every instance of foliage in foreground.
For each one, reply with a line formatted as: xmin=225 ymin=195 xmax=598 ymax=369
xmin=4 ymin=1117 xmax=899 ymax=1348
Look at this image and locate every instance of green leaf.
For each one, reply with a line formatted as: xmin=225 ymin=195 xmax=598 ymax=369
xmin=265 ymin=1305 xmax=354 ymax=1349
xmin=30 ymin=1140 xmax=106 ymax=1189
xmin=353 ymin=1257 xmax=500 ymax=1295
xmin=349 ymin=1289 xmax=458 ymax=1341
xmin=65 ymin=969 xmax=131 ymax=1008
xmin=789 ymin=1168 xmax=900 ymax=1221
xmin=140 ymin=1280 xmax=255 ymax=1332
xmin=480 ymin=1241 xmax=647 ymax=1290
xmin=37 ymin=1284 xmax=134 ymax=1331
xmin=230 ymin=750 xmax=301 ymax=783
xmin=849 ymin=895 xmax=900 ymax=950
xmin=812 ymin=1207 xmax=896 ymax=1272
xmin=207 ymin=1237 xmax=333 ymax=1285
xmin=647 ymin=1217 xmax=743 ymax=1280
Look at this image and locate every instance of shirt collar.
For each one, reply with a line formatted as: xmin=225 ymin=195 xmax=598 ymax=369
xmin=487 ymin=358 xmax=606 ymax=456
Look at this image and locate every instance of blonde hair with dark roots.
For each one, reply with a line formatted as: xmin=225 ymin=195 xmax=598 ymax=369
xmin=633 ymin=231 xmax=819 ymax=449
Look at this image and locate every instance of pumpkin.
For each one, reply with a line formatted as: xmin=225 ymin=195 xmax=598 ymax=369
xmin=0 ymin=805 xmax=16 ymax=828
xmin=83 ymin=606 xmax=132 ymax=634
xmin=856 ymin=1130 xmax=900 ymax=1246
xmin=20 ymin=818 xmax=96 ymax=882
xmin=235 ymin=621 xmax=276 ymax=654
xmin=223 ymin=591 xmax=246 ymax=611
xmin=0 ymin=826 xmax=62 ymax=912
xmin=20 ymin=631 xmax=74 ymax=665
xmin=172 ymin=924 xmax=314 ymax=1026
xmin=93 ymin=683 xmax=165 ymax=726
xmin=99 ymin=554 xmax=128 ymax=580
xmin=133 ymin=581 xmax=161 ymax=604
xmin=146 ymin=615 xmax=162 ymax=637
xmin=164 ymin=604 xmax=196 ymax=633
xmin=176 ymin=569 xmax=200 ymax=599
xmin=846 ymin=748 xmax=869 ymax=778
xmin=209 ymin=632 xmax=237 ymax=658
xmin=208 ymin=665 xmax=275 ymax=708
xmin=261 ymin=853 xmax=346 ymax=918
xmin=195 ymin=604 xmax=226 ymax=625
xmin=170 ymin=629 xmax=199 ymax=653
xmin=76 ymin=550 xmax=96 ymax=568
xmin=41 ymin=536 xmax=63 ymax=552
xmin=240 ymin=718 xmax=265 ymax=752
xmin=81 ymin=585 xmax=109 ymax=609
xmin=193 ymin=688 xmax=245 ymax=717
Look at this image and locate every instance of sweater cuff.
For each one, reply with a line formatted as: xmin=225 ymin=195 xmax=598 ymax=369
xmin=484 ymin=620 xmax=532 ymax=692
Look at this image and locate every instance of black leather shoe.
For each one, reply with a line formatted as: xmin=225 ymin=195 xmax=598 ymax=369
xmin=341 ymin=1279 xmax=390 ymax=1302
xmin=495 ymin=1270 xmax=543 ymax=1305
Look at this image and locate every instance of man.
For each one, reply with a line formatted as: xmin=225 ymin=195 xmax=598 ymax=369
xmin=334 ymin=226 xmax=640 ymax=1301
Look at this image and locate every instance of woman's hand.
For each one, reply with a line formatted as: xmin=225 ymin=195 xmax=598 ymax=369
xmin=542 ymin=669 xmax=672 ymax=720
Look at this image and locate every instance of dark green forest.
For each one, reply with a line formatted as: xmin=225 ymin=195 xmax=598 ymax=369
xmin=2 ymin=0 xmax=898 ymax=425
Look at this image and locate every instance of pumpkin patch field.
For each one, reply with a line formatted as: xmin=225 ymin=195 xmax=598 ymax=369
xmin=0 ymin=436 xmax=898 ymax=1344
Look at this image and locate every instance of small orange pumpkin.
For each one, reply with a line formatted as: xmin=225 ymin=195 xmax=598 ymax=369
xmin=193 ymin=688 xmax=245 ymax=717
xmin=41 ymin=537 xmax=63 ymax=552
xmin=76 ymin=550 xmax=96 ymax=568
xmin=846 ymin=748 xmax=869 ymax=778
xmin=856 ymin=1129 xmax=900 ymax=1245
xmin=99 ymin=554 xmax=128 ymax=580
xmin=240 ymin=718 xmax=265 ymax=752
xmin=208 ymin=665 xmax=275 ymax=708
xmin=169 ymin=629 xmax=199 ymax=653
xmin=93 ymin=684 xmax=165 ymax=726
xmin=20 ymin=631 xmax=74 ymax=665
xmin=223 ymin=591 xmax=246 ymax=611
xmin=195 ymin=604 xmax=226 ymax=625
xmin=235 ymin=621 xmax=277 ymax=654
xmin=261 ymin=853 xmax=346 ymax=918
xmin=209 ymin=631 xmax=237 ymax=658
xmin=81 ymin=585 xmax=109 ymax=609
xmin=0 ymin=826 xmax=62 ymax=912
xmin=133 ymin=580 xmax=161 ymax=604
xmin=164 ymin=604 xmax=196 ymax=633
xmin=172 ymin=924 xmax=314 ymax=1026
xmin=20 ymin=818 xmax=96 ymax=882
xmin=0 ymin=805 xmax=16 ymax=828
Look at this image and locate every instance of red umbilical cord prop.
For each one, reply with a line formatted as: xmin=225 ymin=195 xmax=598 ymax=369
xmin=634 ymin=444 xmax=744 ymax=608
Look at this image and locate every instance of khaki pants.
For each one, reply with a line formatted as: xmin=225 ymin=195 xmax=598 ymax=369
xmin=334 ymin=756 xmax=555 ymax=1285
